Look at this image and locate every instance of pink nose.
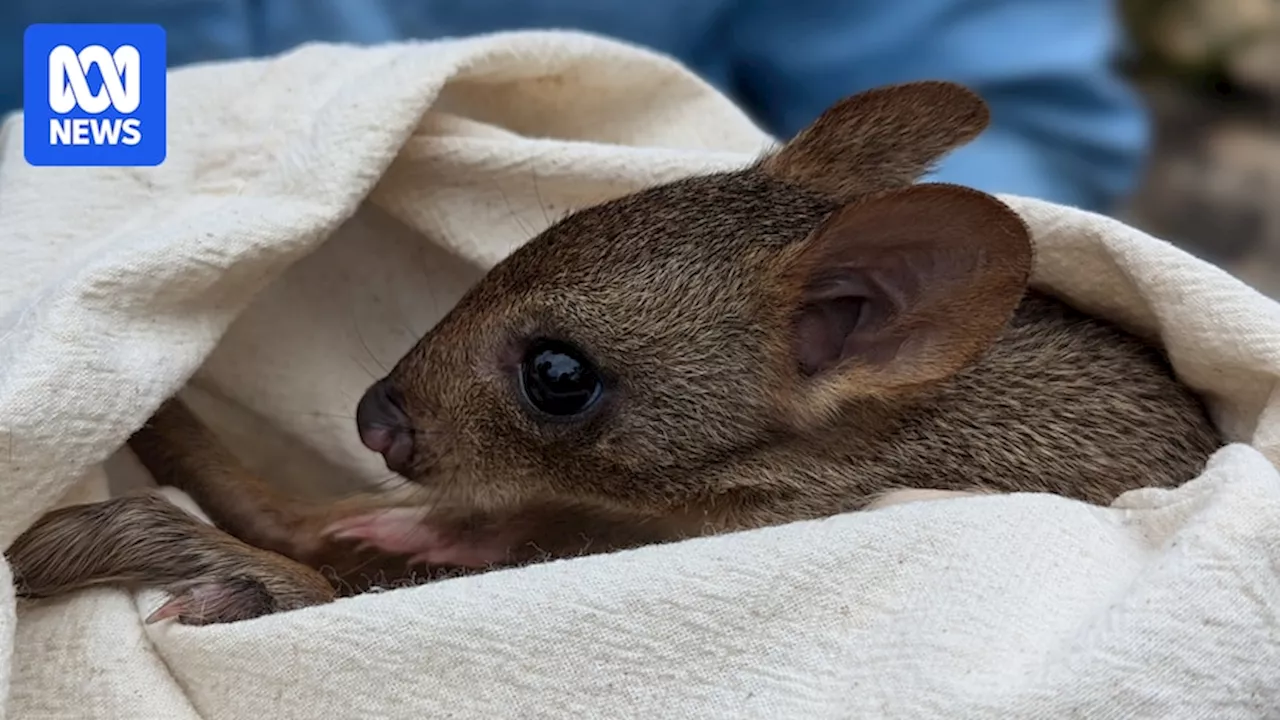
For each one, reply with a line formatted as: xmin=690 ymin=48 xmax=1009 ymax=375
xmin=355 ymin=379 xmax=414 ymax=474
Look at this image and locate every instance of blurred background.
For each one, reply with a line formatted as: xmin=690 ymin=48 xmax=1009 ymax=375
xmin=1 ymin=0 xmax=1277 ymax=294
xmin=1118 ymin=0 xmax=1280 ymax=296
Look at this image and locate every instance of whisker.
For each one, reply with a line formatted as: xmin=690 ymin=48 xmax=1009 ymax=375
xmin=262 ymin=410 xmax=358 ymax=422
xmin=531 ymin=167 xmax=552 ymax=229
xmin=498 ymin=183 xmax=536 ymax=239
xmin=347 ymin=353 xmax=382 ymax=383
xmin=364 ymin=473 xmax=410 ymax=492
xmin=351 ymin=309 xmax=390 ymax=376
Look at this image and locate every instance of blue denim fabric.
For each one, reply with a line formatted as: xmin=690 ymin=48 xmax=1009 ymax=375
xmin=0 ymin=0 xmax=1149 ymax=211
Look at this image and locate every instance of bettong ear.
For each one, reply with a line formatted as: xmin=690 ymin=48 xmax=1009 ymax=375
xmin=777 ymin=183 xmax=1032 ymax=408
xmin=757 ymin=81 xmax=990 ymax=201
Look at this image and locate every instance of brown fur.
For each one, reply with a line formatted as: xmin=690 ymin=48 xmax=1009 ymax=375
xmin=7 ymin=492 xmax=335 ymax=624
xmin=4 ymin=81 xmax=1224 ymax=624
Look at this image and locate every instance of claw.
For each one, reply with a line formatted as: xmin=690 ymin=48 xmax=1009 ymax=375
xmin=145 ymin=598 xmax=186 ymax=624
xmin=146 ymin=578 xmax=277 ymax=626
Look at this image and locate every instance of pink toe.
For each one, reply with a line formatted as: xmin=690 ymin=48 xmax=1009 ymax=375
xmin=145 ymin=600 xmax=184 ymax=624
xmin=323 ymin=508 xmax=439 ymax=557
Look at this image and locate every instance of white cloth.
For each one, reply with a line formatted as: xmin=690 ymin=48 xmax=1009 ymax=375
xmin=1 ymin=31 xmax=1278 ymax=720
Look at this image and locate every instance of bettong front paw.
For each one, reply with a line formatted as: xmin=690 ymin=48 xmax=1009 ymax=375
xmin=147 ymin=570 xmax=336 ymax=626
xmin=323 ymin=508 xmax=513 ymax=569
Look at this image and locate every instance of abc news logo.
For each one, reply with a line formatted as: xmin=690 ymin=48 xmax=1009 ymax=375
xmin=23 ymin=24 xmax=167 ymax=167
xmin=47 ymin=44 xmax=143 ymax=147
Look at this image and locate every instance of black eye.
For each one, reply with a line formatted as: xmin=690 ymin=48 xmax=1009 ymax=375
xmin=519 ymin=339 xmax=604 ymax=417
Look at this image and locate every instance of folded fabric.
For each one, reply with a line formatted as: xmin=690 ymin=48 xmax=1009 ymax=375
xmin=0 ymin=31 xmax=1277 ymax=719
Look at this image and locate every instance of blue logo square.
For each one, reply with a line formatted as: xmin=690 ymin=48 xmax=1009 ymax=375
xmin=23 ymin=23 xmax=167 ymax=167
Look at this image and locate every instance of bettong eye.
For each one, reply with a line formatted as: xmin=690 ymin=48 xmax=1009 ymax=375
xmin=519 ymin=339 xmax=604 ymax=417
